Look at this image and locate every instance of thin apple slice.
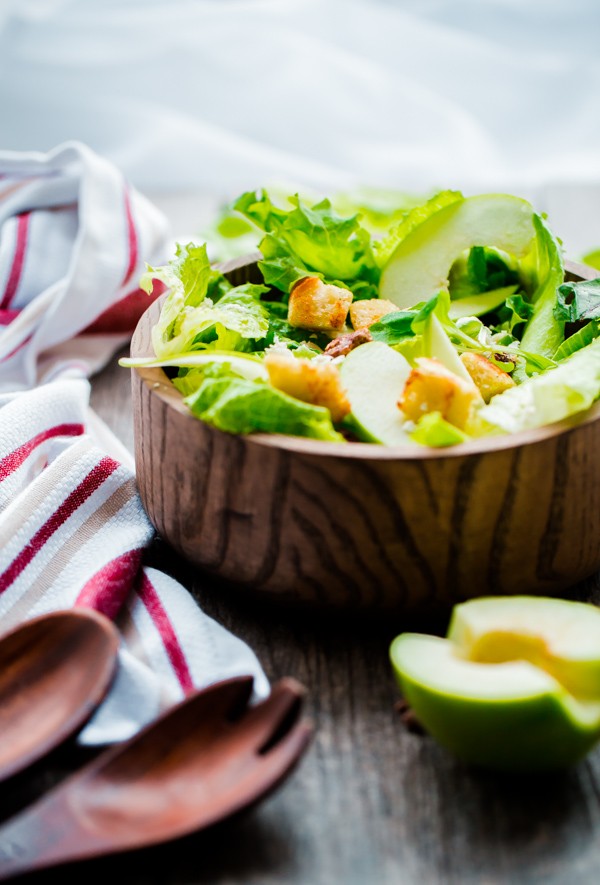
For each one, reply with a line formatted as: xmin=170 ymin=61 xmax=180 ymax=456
xmin=448 ymin=285 xmax=518 ymax=320
xmin=390 ymin=632 xmax=600 ymax=771
xmin=380 ymin=195 xmax=534 ymax=309
xmin=340 ymin=341 xmax=413 ymax=446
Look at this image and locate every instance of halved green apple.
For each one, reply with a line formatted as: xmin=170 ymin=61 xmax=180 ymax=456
xmin=340 ymin=341 xmax=413 ymax=445
xmin=390 ymin=596 xmax=600 ymax=771
xmin=379 ymin=195 xmax=534 ymax=309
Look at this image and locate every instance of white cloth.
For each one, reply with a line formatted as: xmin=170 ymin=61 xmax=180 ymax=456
xmin=0 ymin=142 xmax=268 ymax=745
xmin=0 ymin=0 xmax=598 ymax=197
xmin=1 ymin=1 xmax=599 ymax=254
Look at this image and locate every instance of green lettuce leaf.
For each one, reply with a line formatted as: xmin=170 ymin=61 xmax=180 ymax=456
xmin=553 ymin=321 xmax=600 ymax=361
xmin=181 ymin=363 xmax=343 ymax=441
xmin=141 ymin=242 xmax=228 ymax=309
xmin=495 ymin=292 xmax=534 ymax=333
xmin=519 ymin=214 xmax=565 ymax=361
xmin=554 ymin=277 xmax=600 ymax=323
xmin=234 ymin=190 xmax=379 ymax=297
xmin=369 ymin=309 xmax=419 ymax=346
xmin=152 ymin=281 xmax=270 ymax=359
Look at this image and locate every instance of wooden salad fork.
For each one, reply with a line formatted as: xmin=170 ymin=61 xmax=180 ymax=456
xmin=0 ymin=675 xmax=312 ymax=880
xmin=0 ymin=609 xmax=119 ymax=783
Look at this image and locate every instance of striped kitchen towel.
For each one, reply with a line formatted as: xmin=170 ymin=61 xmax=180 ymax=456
xmin=0 ymin=143 xmax=268 ymax=745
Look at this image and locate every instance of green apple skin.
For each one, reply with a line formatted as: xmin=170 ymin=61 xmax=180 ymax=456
xmin=379 ymin=194 xmax=534 ymax=309
xmin=390 ymin=633 xmax=600 ymax=772
xmin=448 ymin=285 xmax=518 ymax=320
xmin=340 ymin=341 xmax=413 ymax=446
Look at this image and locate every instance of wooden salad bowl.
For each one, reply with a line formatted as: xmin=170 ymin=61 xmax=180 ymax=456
xmin=130 ymin=256 xmax=600 ymax=615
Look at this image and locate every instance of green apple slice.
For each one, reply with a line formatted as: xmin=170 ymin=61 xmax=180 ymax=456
xmin=448 ymin=596 xmax=600 ymax=700
xmin=340 ymin=341 xmax=413 ymax=445
xmin=448 ymin=285 xmax=518 ymax=320
xmin=390 ymin=596 xmax=600 ymax=771
xmin=390 ymin=633 xmax=600 ymax=771
xmin=423 ymin=314 xmax=473 ymax=384
xmin=380 ymin=195 xmax=534 ymax=309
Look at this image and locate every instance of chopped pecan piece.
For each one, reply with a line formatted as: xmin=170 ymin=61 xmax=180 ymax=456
xmin=324 ymin=328 xmax=372 ymax=358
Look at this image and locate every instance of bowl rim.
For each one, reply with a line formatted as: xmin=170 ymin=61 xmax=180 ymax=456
xmin=130 ymin=255 xmax=600 ymax=462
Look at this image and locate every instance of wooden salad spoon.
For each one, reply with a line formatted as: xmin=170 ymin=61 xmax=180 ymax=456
xmin=0 ymin=674 xmax=312 ymax=880
xmin=0 ymin=609 xmax=119 ymax=783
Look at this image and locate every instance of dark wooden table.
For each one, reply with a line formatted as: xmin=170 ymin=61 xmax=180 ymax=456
xmin=3 ymin=349 xmax=600 ymax=885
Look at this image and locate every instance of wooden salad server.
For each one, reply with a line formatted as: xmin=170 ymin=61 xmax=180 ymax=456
xmin=0 ymin=609 xmax=119 ymax=782
xmin=0 ymin=675 xmax=312 ymax=880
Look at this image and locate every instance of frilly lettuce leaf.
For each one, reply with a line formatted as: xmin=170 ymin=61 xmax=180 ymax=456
xmin=234 ymin=190 xmax=379 ymax=298
xmin=141 ymin=242 xmax=228 ymax=308
xmin=151 ymin=258 xmax=270 ymax=360
xmin=180 ymin=363 xmax=343 ymax=441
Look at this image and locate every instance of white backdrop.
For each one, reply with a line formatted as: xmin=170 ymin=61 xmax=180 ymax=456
xmin=1 ymin=0 xmax=599 ymax=251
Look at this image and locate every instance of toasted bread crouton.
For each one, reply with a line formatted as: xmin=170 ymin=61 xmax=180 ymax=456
xmin=288 ymin=277 xmax=353 ymax=332
xmin=459 ymin=352 xmax=516 ymax=403
xmin=399 ymin=357 xmax=483 ymax=430
xmin=265 ymin=349 xmax=350 ymax=423
xmin=349 ymin=299 xmax=398 ymax=330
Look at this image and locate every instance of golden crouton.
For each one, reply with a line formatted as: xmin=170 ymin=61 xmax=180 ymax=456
xmin=399 ymin=357 xmax=483 ymax=430
xmin=459 ymin=352 xmax=516 ymax=403
xmin=288 ymin=277 xmax=353 ymax=332
xmin=264 ymin=349 xmax=350 ymax=423
xmin=349 ymin=299 xmax=398 ymax=330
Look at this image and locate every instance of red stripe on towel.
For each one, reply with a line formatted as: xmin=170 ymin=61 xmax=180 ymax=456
xmin=1 ymin=213 xmax=30 ymax=309
xmin=121 ymin=186 xmax=138 ymax=287
xmin=0 ymin=422 xmax=84 ymax=483
xmin=0 ymin=309 xmax=21 ymax=326
xmin=82 ymin=282 xmax=166 ymax=335
xmin=0 ymin=456 xmax=119 ymax=595
xmin=76 ymin=548 xmax=144 ymax=619
xmin=137 ymin=572 xmax=194 ymax=693
xmin=0 ymin=333 xmax=33 ymax=364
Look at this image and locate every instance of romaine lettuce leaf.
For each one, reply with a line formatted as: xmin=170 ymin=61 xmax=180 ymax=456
xmin=553 ymin=321 xmax=600 ymax=361
xmin=519 ymin=214 xmax=565 ymax=361
xmin=120 ymin=350 xmax=268 ymax=381
xmin=181 ymin=363 xmax=343 ymax=441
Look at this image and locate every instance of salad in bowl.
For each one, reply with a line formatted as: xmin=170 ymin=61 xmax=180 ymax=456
xmin=123 ymin=189 xmax=600 ymax=449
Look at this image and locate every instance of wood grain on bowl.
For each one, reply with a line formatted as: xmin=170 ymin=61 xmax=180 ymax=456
xmin=130 ymin=257 xmax=600 ymax=614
